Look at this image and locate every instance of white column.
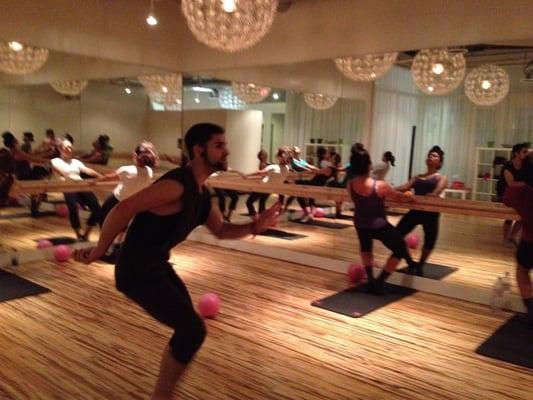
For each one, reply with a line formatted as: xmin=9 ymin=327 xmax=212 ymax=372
xmin=225 ymin=110 xmax=263 ymax=173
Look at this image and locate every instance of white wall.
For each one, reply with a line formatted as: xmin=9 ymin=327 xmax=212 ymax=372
xmin=0 ymin=85 xmax=82 ymax=145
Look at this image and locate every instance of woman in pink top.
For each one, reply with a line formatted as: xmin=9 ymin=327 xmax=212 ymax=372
xmin=503 ymin=152 xmax=533 ymax=325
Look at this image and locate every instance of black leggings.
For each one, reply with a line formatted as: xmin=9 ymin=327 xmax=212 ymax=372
xmin=246 ymin=192 xmax=269 ymax=215
xmin=116 ymin=265 xmax=206 ymax=364
xmin=63 ymin=191 xmax=101 ymax=230
xmin=517 ymin=240 xmax=533 ymax=270
xmin=214 ymin=189 xmax=239 ymax=213
xmin=396 ymin=210 xmax=440 ymax=250
xmin=356 ymin=223 xmax=407 ymax=259
xmin=99 ymin=195 xmax=119 ymax=226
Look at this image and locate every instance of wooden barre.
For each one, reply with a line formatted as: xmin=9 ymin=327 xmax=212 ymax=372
xmin=208 ymin=176 xmax=519 ymax=220
xmin=8 ymin=174 xmax=520 ymax=220
xmin=9 ymin=178 xmax=120 ymax=196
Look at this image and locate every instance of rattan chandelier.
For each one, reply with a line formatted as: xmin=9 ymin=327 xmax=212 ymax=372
xmin=411 ymin=48 xmax=466 ymax=95
xmin=464 ymin=64 xmax=510 ymax=106
xmin=232 ymin=82 xmax=271 ymax=103
xmin=304 ymin=93 xmax=338 ymax=110
xmin=334 ymin=52 xmax=398 ymax=81
xmin=0 ymin=41 xmax=49 ymax=75
xmin=138 ymin=74 xmax=182 ymax=111
xmin=181 ymin=0 xmax=279 ymax=52
xmin=50 ymin=80 xmax=88 ymax=96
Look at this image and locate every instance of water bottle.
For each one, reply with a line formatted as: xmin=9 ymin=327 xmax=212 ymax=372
xmin=501 ymin=272 xmax=512 ymax=310
xmin=490 ymin=277 xmax=504 ymax=313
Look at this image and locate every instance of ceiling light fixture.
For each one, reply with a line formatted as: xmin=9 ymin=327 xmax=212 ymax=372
xmin=464 ymin=64 xmax=509 ymax=106
xmin=0 ymin=41 xmax=49 ymax=75
xmin=334 ymin=52 xmax=398 ymax=81
xmin=411 ymin=48 xmax=465 ymax=95
xmin=232 ymin=81 xmax=271 ymax=103
xmin=50 ymin=80 xmax=89 ymax=96
xmin=146 ymin=0 xmax=158 ymax=26
xmin=304 ymin=93 xmax=338 ymax=110
xmin=181 ymin=0 xmax=278 ymax=53
xmin=138 ymin=74 xmax=182 ymax=111
xmin=125 ymin=87 xmax=132 ymax=94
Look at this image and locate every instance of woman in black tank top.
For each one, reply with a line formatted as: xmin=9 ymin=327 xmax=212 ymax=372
xmin=349 ymin=146 xmax=413 ymax=294
xmin=395 ymin=146 xmax=447 ymax=276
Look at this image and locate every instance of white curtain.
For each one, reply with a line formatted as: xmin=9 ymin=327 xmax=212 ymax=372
xmin=372 ymin=66 xmax=533 ymax=188
xmin=370 ymin=67 xmax=418 ymax=185
xmin=284 ymin=93 xmax=365 ymax=153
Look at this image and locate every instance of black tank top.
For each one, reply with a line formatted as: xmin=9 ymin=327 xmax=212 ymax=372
xmin=116 ymin=166 xmax=212 ymax=277
xmin=412 ymin=175 xmax=440 ymax=195
xmin=351 ymin=179 xmax=387 ymax=229
xmin=496 ymin=161 xmax=522 ymax=197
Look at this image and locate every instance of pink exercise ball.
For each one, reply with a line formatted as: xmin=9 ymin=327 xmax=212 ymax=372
xmin=198 ymin=293 xmax=220 ymax=319
xmin=406 ymin=234 xmax=420 ymax=249
xmin=55 ymin=204 xmax=69 ymax=218
xmin=53 ymin=245 xmax=71 ymax=262
xmin=347 ymin=263 xmax=366 ymax=283
xmin=313 ymin=207 xmax=326 ymax=218
xmin=37 ymin=239 xmax=53 ymax=249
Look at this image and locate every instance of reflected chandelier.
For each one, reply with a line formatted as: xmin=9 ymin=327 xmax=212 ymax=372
xmin=464 ymin=64 xmax=510 ymax=106
xmin=219 ymin=87 xmax=246 ymax=110
xmin=0 ymin=41 xmax=49 ymax=75
xmin=232 ymin=82 xmax=271 ymax=103
xmin=181 ymin=0 xmax=279 ymax=53
xmin=138 ymin=74 xmax=182 ymax=111
xmin=50 ymin=80 xmax=88 ymax=96
xmin=334 ymin=52 xmax=398 ymax=81
xmin=411 ymin=48 xmax=466 ymax=95
xmin=304 ymin=93 xmax=338 ymax=110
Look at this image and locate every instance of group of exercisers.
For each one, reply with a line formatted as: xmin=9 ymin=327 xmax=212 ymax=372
xmin=1 ymin=122 xmax=531 ymax=399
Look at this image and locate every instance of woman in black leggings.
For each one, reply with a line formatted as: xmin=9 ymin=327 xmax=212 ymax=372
xmin=349 ymin=145 xmax=413 ymax=294
xmin=395 ymin=146 xmax=448 ymax=276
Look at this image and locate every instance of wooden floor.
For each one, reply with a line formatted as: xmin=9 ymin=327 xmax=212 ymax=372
xmin=0 ymin=242 xmax=530 ymax=399
xmin=0 ymin=197 xmax=519 ymax=293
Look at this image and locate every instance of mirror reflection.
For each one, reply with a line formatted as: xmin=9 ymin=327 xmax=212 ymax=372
xmin=1 ymin=42 xmax=532 ymax=298
xmin=182 ymin=46 xmax=532 ymax=296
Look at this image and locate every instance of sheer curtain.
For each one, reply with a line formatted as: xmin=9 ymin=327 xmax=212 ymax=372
xmin=284 ymin=93 xmax=365 ymax=152
xmin=372 ymin=65 xmax=533 ymax=188
xmin=370 ymin=67 xmax=418 ymax=185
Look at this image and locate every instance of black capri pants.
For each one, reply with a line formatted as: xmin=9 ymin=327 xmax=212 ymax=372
xmin=214 ymin=188 xmax=239 ymax=213
xmin=517 ymin=240 xmax=533 ymax=270
xmin=99 ymin=194 xmax=119 ymax=226
xmin=116 ymin=264 xmax=206 ymax=364
xmin=396 ymin=210 xmax=440 ymax=250
xmin=63 ymin=191 xmax=101 ymax=230
xmin=356 ymin=223 xmax=407 ymax=260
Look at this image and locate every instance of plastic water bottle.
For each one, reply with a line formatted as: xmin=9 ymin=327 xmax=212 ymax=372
xmin=501 ymin=272 xmax=512 ymax=310
xmin=490 ymin=277 xmax=504 ymax=313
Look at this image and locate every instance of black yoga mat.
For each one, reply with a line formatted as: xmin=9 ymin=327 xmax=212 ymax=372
xmin=312 ymin=283 xmax=416 ymax=318
xmin=291 ymin=218 xmax=351 ymax=229
xmin=34 ymin=236 xmax=77 ymax=245
xmin=396 ymin=262 xmax=458 ymax=280
xmin=0 ymin=269 xmax=51 ymax=302
xmin=258 ymin=228 xmax=307 ymax=240
xmin=0 ymin=210 xmax=56 ymax=220
xmin=475 ymin=314 xmax=533 ymax=369
xmin=324 ymin=213 xmax=353 ymax=221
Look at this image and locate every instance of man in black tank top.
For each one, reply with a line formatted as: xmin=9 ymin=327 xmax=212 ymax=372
xmin=496 ymin=143 xmax=529 ymax=247
xmin=75 ymin=123 xmax=279 ymax=400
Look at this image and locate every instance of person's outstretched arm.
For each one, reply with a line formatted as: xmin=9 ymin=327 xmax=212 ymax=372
xmin=74 ymin=179 xmax=184 ymax=263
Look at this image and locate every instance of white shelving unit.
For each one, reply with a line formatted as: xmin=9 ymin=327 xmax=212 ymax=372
xmin=474 ymin=147 xmax=511 ymax=201
xmin=304 ymin=143 xmax=350 ymax=166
